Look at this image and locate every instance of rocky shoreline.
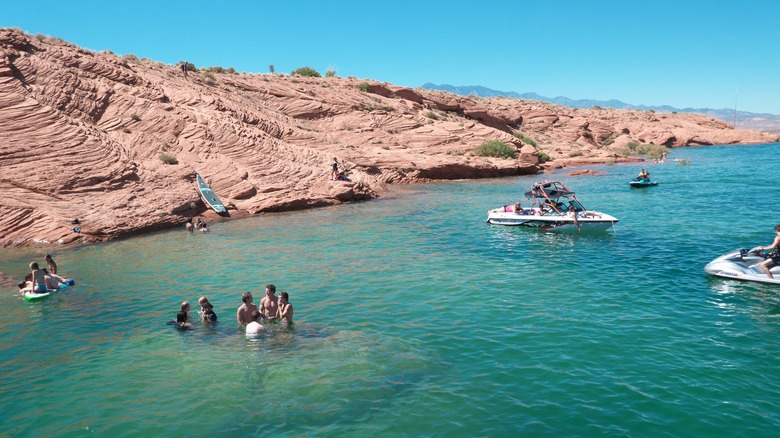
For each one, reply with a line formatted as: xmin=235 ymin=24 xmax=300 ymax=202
xmin=1 ymin=28 xmax=777 ymax=248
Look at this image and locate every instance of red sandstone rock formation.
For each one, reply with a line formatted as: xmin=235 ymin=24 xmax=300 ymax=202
xmin=1 ymin=29 xmax=777 ymax=247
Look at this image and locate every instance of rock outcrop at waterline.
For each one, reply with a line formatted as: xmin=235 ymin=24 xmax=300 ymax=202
xmin=1 ymin=29 xmax=777 ymax=247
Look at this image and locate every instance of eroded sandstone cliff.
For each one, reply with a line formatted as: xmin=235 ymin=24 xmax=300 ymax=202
xmin=1 ymin=29 xmax=776 ymax=247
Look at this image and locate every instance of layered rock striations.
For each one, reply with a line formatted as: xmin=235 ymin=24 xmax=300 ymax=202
xmin=1 ymin=29 xmax=777 ymax=247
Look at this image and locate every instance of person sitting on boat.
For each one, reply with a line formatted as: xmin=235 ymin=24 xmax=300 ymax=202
xmin=753 ymin=224 xmax=780 ymax=279
xmin=638 ymin=169 xmax=650 ymax=181
xmin=490 ymin=203 xmax=522 ymax=214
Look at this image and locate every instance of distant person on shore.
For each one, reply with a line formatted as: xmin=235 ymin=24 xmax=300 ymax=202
xmin=754 ymin=224 xmax=780 ymax=279
xmin=331 ymin=158 xmax=339 ymax=180
xmin=237 ymin=291 xmax=260 ymax=325
xmin=29 ymin=262 xmax=47 ymax=294
xmin=279 ymin=291 xmax=293 ymax=324
xmin=185 ymin=217 xmax=194 ymax=232
xmin=181 ymin=62 xmax=188 ymax=78
xmin=260 ymin=284 xmax=280 ymax=320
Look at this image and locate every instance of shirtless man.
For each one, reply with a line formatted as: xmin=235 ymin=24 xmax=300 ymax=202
xmin=279 ymin=291 xmax=293 ymax=323
xmin=236 ymin=291 xmax=260 ymax=325
xmin=259 ymin=284 xmax=280 ymax=320
xmin=29 ymin=262 xmax=47 ymax=294
xmin=42 ymin=269 xmax=62 ymax=290
xmin=754 ymin=224 xmax=780 ymax=278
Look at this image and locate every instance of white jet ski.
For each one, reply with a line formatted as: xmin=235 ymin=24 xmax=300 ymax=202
xmin=704 ymin=248 xmax=780 ymax=285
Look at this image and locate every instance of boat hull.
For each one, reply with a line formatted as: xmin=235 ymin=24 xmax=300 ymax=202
xmin=486 ymin=211 xmax=619 ymax=232
xmin=630 ymin=181 xmax=658 ymax=188
xmin=704 ymin=249 xmax=780 ymax=285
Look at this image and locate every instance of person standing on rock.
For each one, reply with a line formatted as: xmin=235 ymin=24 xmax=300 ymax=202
xmin=331 ymin=158 xmax=340 ymax=180
xmin=181 ymin=62 xmax=188 ymax=78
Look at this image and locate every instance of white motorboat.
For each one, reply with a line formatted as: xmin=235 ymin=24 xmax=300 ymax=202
xmin=704 ymin=248 xmax=780 ymax=285
xmin=486 ymin=180 xmax=619 ymax=232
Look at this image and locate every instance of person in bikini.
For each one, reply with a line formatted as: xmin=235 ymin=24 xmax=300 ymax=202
xmin=490 ymin=202 xmax=522 ymax=214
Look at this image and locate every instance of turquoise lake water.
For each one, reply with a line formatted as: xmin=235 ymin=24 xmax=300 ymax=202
xmin=2 ymin=143 xmax=780 ymax=437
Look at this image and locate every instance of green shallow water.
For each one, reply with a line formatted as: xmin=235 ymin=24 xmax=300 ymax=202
xmin=2 ymin=143 xmax=780 ymax=437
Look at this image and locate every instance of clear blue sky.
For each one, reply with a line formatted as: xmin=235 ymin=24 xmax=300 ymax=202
xmin=4 ymin=0 xmax=779 ymax=114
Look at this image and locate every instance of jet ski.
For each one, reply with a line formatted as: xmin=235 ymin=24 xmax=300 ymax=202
xmin=704 ymin=248 xmax=780 ymax=284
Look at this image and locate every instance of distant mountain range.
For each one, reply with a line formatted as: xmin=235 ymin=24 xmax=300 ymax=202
xmin=420 ymin=83 xmax=780 ymax=134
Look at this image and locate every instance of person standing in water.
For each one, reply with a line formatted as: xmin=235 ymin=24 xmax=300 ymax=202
xmin=279 ymin=291 xmax=293 ymax=323
xmin=237 ymin=291 xmax=260 ymax=325
xmin=260 ymin=284 xmax=280 ymax=320
xmin=44 ymin=254 xmax=58 ymax=275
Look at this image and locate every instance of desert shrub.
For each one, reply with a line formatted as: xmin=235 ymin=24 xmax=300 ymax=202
xmin=612 ymin=141 xmax=668 ymax=158
xmin=130 ymin=114 xmax=141 ymax=122
xmin=513 ymin=132 xmax=538 ymax=147
xmin=357 ymin=82 xmax=371 ymax=92
xmin=159 ymin=153 xmax=178 ymax=165
xmin=122 ymin=54 xmax=139 ymax=62
xmin=538 ymin=152 xmax=551 ymax=162
xmin=201 ymin=72 xmax=216 ymax=85
xmin=206 ymin=66 xmax=226 ymax=74
xmin=474 ymin=140 xmax=516 ymax=159
xmin=602 ymin=133 xmax=618 ymax=146
xmin=592 ymin=105 xmax=602 ymax=110
xmin=325 ymin=70 xmax=336 ymax=77
xmin=122 ymin=128 xmax=131 ymax=133
xmin=227 ymin=67 xmax=236 ymax=74
xmin=568 ymin=150 xmax=584 ymax=157
xmin=645 ymin=144 xmax=668 ymax=159
xmin=291 ymin=66 xmax=321 ymax=77
xmin=424 ymin=111 xmax=438 ymax=119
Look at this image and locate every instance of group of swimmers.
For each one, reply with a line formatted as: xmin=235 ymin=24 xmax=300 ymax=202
xmin=18 ymin=255 xmax=71 ymax=295
xmin=173 ymin=296 xmax=219 ymax=329
xmin=173 ymin=284 xmax=293 ymax=333
xmin=185 ymin=217 xmax=209 ymax=232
